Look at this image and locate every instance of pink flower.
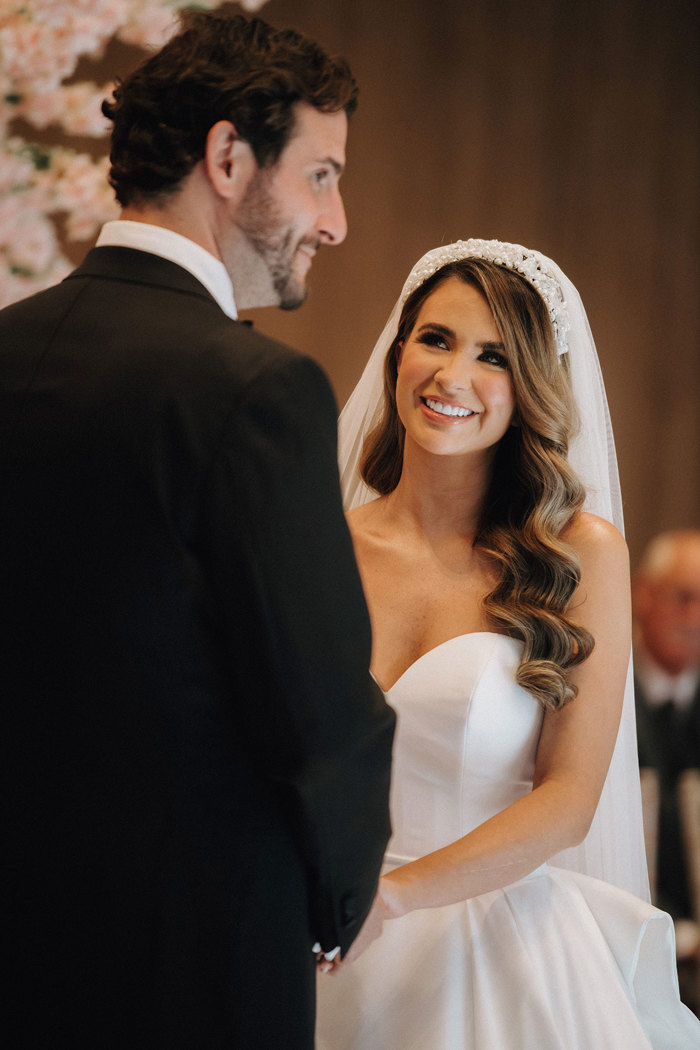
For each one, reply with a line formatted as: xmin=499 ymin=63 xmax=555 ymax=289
xmin=117 ymin=6 xmax=179 ymax=49
xmin=0 ymin=252 xmax=72 ymax=308
xmin=0 ymin=140 xmax=37 ymax=194
xmin=18 ymin=82 xmax=112 ymax=137
xmin=0 ymin=203 xmax=58 ymax=273
xmin=0 ymin=0 xmax=274 ymax=307
xmin=49 ymin=149 xmax=118 ymax=239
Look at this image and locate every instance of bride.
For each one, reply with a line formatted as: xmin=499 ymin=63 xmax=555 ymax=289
xmin=315 ymin=240 xmax=700 ymax=1048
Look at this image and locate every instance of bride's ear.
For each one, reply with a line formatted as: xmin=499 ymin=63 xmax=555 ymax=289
xmin=394 ymin=340 xmax=404 ymax=371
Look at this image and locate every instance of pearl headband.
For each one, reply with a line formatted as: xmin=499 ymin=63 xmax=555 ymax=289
xmin=401 ymin=238 xmax=571 ymax=356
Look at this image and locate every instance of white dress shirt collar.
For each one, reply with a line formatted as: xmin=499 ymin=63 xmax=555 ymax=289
xmin=634 ymin=646 xmax=699 ymax=709
xmin=96 ymin=220 xmax=237 ymax=320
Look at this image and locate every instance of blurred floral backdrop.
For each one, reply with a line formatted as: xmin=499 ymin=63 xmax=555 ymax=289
xmin=0 ymin=0 xmax=268 ymax=307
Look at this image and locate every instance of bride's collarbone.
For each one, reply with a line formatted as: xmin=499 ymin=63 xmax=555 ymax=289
xmin=358 ymin=532 xmax=492 ymax=584
xmin=363 ymin=546 xmax=497 ymax=612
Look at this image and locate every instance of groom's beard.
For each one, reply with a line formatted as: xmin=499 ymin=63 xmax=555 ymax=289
xmin=234 ymin=172 xmax=317 ymax=311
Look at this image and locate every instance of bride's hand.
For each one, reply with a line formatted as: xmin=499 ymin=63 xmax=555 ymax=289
xmin=318 ymin=877 xmax=397 ymax=975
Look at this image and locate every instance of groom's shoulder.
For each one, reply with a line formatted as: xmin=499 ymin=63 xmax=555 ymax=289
xmin=199 ymin=311 xmax=319 ymax=384
xmin=224 ymin=322 xmax=337 ymax=416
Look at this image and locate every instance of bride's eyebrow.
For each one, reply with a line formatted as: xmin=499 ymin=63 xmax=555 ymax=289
xmin=416 ymin=322 xmax=455 ymax=338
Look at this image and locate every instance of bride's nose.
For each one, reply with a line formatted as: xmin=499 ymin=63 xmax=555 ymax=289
xmin=434 ymin=353 xmax=474 ymax=393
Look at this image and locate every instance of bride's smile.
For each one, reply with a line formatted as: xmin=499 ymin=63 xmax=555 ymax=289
xmin=421 ymin=396 xmax=476 ymax=418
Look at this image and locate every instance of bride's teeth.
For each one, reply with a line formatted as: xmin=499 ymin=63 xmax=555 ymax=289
xmin=425 ymin=398 xmax=472 ymax=418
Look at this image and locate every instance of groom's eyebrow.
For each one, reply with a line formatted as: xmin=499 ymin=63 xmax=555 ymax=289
xmin=318 ymin=155 xmax=344 ymax=176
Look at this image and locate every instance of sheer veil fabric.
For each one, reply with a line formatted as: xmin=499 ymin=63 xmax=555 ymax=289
xmin=338 ymin=240 xmax=649 ymax=902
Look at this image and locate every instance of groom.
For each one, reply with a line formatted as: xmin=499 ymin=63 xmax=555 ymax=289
xmin=0 ymin=12 xmax=394 ymax=1050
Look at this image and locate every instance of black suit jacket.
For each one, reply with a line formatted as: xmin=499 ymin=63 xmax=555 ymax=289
xmin=0 ymin=247 xmax=395 ymax=1049
xmin=635 ymin=671 xmax=700 ymax=918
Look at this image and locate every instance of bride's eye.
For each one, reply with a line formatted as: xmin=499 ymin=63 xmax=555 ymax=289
xmin=416 ymin=329 xmax=449 ymax=351
xmin=478 ymin=347 xmax=508 ymax=369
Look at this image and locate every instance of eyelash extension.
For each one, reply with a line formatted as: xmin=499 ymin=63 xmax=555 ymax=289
xmin=416 ymin=330 xmax=448 ymax=349
xmin=479 ymin=348 xmax=509 ymax=368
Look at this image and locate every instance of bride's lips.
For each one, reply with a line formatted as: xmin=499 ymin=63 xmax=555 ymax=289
xmin=420 ymin=396 xmax=477 ymax=422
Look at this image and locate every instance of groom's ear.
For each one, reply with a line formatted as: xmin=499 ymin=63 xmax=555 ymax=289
xmin=204 ymin=120 xmax=257 ymax=203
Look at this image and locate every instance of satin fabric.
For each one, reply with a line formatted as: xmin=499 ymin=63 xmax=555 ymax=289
xmin=316 ymin=634 xmax=700 ymax=1048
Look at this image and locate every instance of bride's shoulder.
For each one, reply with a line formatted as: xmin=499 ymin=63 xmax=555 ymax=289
xmin=346 ymin=498 xmax=385 ymax=533
xmin=563 ymin=511 xmax=628 ymax=568
xmin=345 ymin=498 xmax=393 ymax=557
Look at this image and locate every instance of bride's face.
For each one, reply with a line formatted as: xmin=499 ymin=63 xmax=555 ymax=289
xmin=395 ymin=277 xmax=516 ymax=460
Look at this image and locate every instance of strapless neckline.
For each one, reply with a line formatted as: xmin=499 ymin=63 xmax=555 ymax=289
xmin=376 ymin=631 xmax=523 ymax=693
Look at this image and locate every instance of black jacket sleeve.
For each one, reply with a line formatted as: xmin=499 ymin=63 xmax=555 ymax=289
xmin=193 ymin=349 xmax=395 ymax=955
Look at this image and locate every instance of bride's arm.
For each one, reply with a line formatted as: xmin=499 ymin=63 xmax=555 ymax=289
xmin=331 ymin=513 xmax=630 ymax=969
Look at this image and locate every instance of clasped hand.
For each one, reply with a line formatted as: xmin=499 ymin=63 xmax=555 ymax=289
xmin=317 ymin=877 xmax=397 ymax=975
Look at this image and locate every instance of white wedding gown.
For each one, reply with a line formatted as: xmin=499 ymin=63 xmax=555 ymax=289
xmin=315 ymin=633 xmax=700 ymax=1049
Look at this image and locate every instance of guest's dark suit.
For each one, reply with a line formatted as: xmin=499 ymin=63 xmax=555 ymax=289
xmin=635 ymin=672 xmax=700 ymax=918
xmin=0 ymin=246 xmax=395 ymax=1049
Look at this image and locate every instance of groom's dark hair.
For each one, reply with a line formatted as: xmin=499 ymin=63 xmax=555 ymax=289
xmin=102 ymin=11 xmax=358 ymax=207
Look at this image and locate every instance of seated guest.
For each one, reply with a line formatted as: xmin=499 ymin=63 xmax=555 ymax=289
xmin=633 ymin=529 xmax=700 ymax=956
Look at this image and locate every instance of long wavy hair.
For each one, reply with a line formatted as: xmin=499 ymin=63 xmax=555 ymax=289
xmin=361 ymin=259 xmax=594 ymax=711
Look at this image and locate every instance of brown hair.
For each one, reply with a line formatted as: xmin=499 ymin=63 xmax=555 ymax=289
xmin=362 ymin=259 xmax=594 ymax=711
xmin=102 ymin=11 xmax=358 ymax=206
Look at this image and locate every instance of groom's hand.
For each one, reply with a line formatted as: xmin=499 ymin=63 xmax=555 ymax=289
xmin=317 ymin=881 xmax=392 ymax=974
xmin=312 ymin=943 xmax=340 ymax=974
